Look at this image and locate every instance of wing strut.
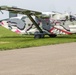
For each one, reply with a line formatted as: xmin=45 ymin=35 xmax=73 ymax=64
xmin=27 ymin=14 xmax=43 ymax=33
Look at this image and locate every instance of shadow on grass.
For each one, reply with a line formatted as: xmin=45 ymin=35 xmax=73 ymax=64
xmin=1 ymin=35 xmax=34 ymax=38
xmin=43 ymin=34 xmax=76 ymax=40
xmin=0 ymin=35 xmax=35 ymax=42
xmin=56 ymin=35 xmax=76 ymax=39
xmin=1 ymin=34 xmax=76 ymax=40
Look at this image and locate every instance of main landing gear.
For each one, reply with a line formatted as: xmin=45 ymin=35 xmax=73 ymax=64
xmin=34 ymin=33 xmax=44 ymax=39
xmin=34 ymin=33 xmax=57 ymax=39
xmin=48 ymin=34 xmax=57 ymax=38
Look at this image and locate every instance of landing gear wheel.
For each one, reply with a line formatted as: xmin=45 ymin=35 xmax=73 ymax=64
xmin=34 ymin=34 xmax=41 ymax=39
xmin=34 ymin=33 xmax=44 ymax=39
xmin=49 ymin=34 xmax=57 ymax=38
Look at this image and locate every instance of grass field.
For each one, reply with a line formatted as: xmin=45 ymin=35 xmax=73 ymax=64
xmin=0 ymin=26 xmax=76 ymax=50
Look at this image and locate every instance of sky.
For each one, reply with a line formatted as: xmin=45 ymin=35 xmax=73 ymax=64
xmin=0 ymin=0 xmax=76 ymax=19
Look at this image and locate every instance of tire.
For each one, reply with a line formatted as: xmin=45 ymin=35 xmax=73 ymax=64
xmin=34 ymin=34 xmax=41 ymax=39
xmin=40 ymin=33 xmax=44 ymax=38
xmin=34 ymin=33 xmax=44 ymax=39
xmin=49 ymin=34 xmax=57 ymax=38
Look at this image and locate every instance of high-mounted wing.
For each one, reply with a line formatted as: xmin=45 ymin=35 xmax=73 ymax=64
xmin=0 ymin=6 xmax=43 ymax=33
xmin=0 ymin=6 xmax=42 ymax=15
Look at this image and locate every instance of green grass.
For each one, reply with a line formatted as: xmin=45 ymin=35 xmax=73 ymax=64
xmin=0 ymin=26 xmax=76 ymax=50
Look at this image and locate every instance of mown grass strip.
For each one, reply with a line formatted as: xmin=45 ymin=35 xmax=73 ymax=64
xmin=0 ymin=26 xmax=76 ymax=50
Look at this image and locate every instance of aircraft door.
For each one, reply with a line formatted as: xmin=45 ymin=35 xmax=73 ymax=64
xmin=41 ymin=19 xmax=51 ymax=31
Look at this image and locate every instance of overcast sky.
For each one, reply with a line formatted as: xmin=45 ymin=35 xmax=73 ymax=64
xmin=0 ymin=0 xmax=76 ymax=19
